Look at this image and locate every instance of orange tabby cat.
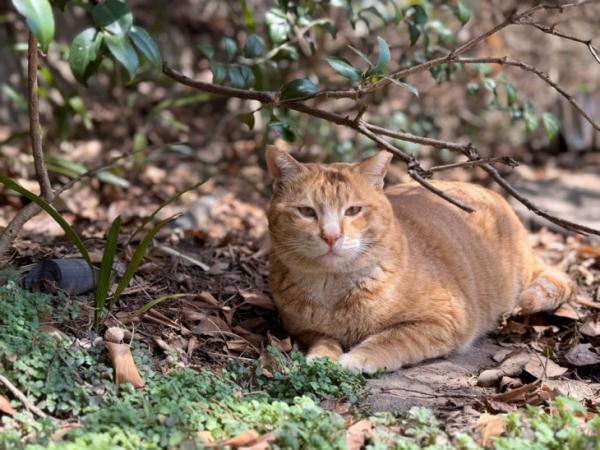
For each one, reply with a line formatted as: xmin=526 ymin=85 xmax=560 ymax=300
xmin=266 ymin=146 xmax=575 ymax=374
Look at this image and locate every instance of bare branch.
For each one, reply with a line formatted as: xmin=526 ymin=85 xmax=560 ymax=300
xmin=426 ymin=156 xmax=519 ymax=175
xmin=455 ymin=56 xmax=600 ymax=132
xmin=27 ymin=33 xmax=52 ymax=200
xmin=0 ymin=374 xmax=49 ymax=419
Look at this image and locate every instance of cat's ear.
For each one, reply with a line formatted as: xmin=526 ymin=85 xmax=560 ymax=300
xmin=356 ymin=151 xmax=392 ymax=189
xmin=266 ymin=145 xmax=304 ymax=184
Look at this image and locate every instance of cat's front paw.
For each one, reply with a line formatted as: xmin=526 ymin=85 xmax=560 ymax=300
xmin=338 ymin=352 xmax=382 ymax=375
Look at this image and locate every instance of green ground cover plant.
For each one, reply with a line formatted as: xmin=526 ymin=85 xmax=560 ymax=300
xmin=1 ymin=270 xmax=599 ymax=450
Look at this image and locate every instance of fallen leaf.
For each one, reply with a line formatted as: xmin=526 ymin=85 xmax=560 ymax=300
xmin=239 ymin=432 xmax=276 ymax=450
xmin=240 ymin=290 xmax=275 ymax=310
xmin=268 ymin=333 xmax=292 ymax=352
xmin=565 ymin=343 xmax=600 ymax=367
xmin=198 ymin=291 xmax=220 ymax=307
xmin=553 ymin=303 xmax=586 ymax=320
xmin=223 ymin=430 xmax=260 ymax=447
xmin=0 ymin=395 xmax=16 ymax=415
xmin=524 ymin=355 xmax=568 ymax=380
xmin=476 ymin=414 xmax=506 ymax=447
xmin=105 ymin=342 xmax=144 ymax=388
xmin=197 ymin=431 xmax=214 ymax=445
xmin=192 ymin=316 xmax=231 ymax=335
xmin=487 ymin=382 xmax=558 ymax=409
xmin=580 ymin=316 xmax=600 ymax=337
xmin=346 ymin=419 xmax=373 ymax=450
xmin=499 ymin=376 xmax=523 ymax=392
xmin=478 ymin=351 xmax=530 ymax=387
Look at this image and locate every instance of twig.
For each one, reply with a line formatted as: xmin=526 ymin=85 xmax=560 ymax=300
xmin=163 ymin=65 xmax=600 ymax=235
xmin=426 ymin=156 xmax=519 ymax=174
xmin=519 ymin=20 xmax=600 ymax=65
xmin=27 ymin=33 xmax=53 ymax=200
xmin=0 ymin=374 xmax=48 ymax=418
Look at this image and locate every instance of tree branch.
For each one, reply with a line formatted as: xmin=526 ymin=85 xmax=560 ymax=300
xmin=163 ymin=63 xmax=600 ymax=236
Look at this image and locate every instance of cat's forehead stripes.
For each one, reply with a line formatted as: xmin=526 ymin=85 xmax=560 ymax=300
xmin=310 ymin=168 xmax=353 ymax=206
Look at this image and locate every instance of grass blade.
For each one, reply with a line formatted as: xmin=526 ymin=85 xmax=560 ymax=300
xmin=126 ymin=180 xmax=205 ymax=246
xmin=94 ymin=216 xmax=121 ymax=327
xmin=127 ymin=293 xmax=193 ymax=320
xmin=113 ymin=214 xmax=179 ymax=305
xmin=0 ymin=174 xmax=93 ymax=268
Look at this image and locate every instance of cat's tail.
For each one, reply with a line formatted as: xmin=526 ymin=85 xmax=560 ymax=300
xmin=518 ymin=264 xmax=575 ymax=314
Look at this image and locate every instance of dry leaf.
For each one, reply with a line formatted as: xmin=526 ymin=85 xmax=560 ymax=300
xmin=0 ymin=395 xmax=16 ymax=415
xmin=198 ymin=291 xmax=220 ymax=307
xmin=552 ymin=303 xmax=585 ymax=320
xmin=268 ymin=333 xmax=292 ymax=353
xmin=105 ymin=342 xmax=144 ymax=388
xmin=187 ymin=335 xmax=199 ymax=357
xmin=580 ymin=316 xmax=600 ymax=337
xmin=240 ymin=290 xmax=275 ymax=310
xmin=239 ymin=432 xmax=276 ymax=450
xmin=524 ymin=355 xmax=568 ymax=380
xmin=478 ymin=351 xmax=530 ymax=386
xmin=476 ymin=414 xmax=506 ymax=446
xmin=197 ymin=431 xmax=215 ymax=445
xmin=346 ymin=419 xmax=374 ymax=450
xmin=192 ymin=316 xmax=231 ymax=335
xmin=499 ymin=376 xmax=524 ymax=392
xmin=223 ymin=430 xmax=260 ymax=447
xmin=565 ymin=343 xmax=600 ymax=367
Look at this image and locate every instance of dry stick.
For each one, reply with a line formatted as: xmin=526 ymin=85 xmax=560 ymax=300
xmin=164 ymin=65 xmax=600 ymax=235
xmin=27 ymin=33 xmax=53 ymax=201
xmin=0 ymin=35 xmax=55 ymax=261
xmin=427 ymin=156 xmax=519 ymax=174
xmin=519 ymin=21 xmax=600 ymax=65
xmin=0 ymin=374 xmax=48 ymax=418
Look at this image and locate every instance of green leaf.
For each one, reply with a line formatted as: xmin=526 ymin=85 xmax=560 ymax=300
xmin=266 ymin=8 xmax=290 ymax=44
xmin=452 ymin=1 xmax=471 ymax=26
xmin=504 ymin=81 xmax=517 ymax=106
xmin=128 ymin=293 xmax=193 ymax=319
xmin=96 ymin=171 xmax=130 ymax=188
xmin=269 ymin=121 xmax=296 ymax=142
xmin=375 ymin=36 xmax=391 ymax=72
xmin=483 ymin=78 xmax=497 ymax=94
xmin=129 ymin=26 xmax=161 ymax=68
xmin=320 ymin=22 xmax=337 ymax=39
xmin=239 ymin=0 xmax=255 ymax=32
xmin=326 ymin=57 xmax=361 ymax=81
xmin=126 ymin=180 xmax=204 ymax=246
xmin=199 ymin=43 xmax=214 ymax=60
xmin=105 ymin=34 xmax=139 ymax=79
xmin=240 ymin=112 xmax=255 ymax=130
xmin=280 ymin=79 xmax=319 ymax=100
xmin=408 ymin=22 xmax=421 ymax=46
xmin=91 ymin=0 xmax=132 ymax=36
xmin=542 ymin=112 xmax=560 ymax=141
xmin=408 ymin=5 xmax=428 ymax=25
xmin=348 ymin=45 xmax=373 ymax=67
xmin=524 ymin=111 xmax=538 ymax=132
xmin=221 ymin=37 xmax=238 ymax=61
xmin=228 ymin=65 xmax=255 ymax=88
xmin=0 ymin=174 xmax=92 ymax=268
xmin=113 ymin=215 xmax=178 ymax=305
xmin=95 ymin=216 xmax=121 ymax=326
xmin=466 ymin=82 xmax=480 ymax=94
xmin=383 ymin=76 xmax=419 ymax=97
xmin=476 ymin=63 xmax=492 ymax=76
xmin=211 ymin=61 xmax=226 ymax=84
xmin=69 ymin=28 xmax=103 ymax=84
xmin=243 ymin=33 xmax=265 ymax=58
xmin=12 ymin=0 xmax=55 ymax=52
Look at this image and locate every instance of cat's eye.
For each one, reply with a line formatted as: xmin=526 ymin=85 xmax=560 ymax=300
xmin=345 ymin=206 xmax=363 ymax=216
xmin=297 ymin=206 xmax=317 ymax=218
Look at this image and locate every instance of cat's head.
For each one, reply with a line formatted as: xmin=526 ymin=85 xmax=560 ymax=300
xmin=266 ymin=146 xmax=395 ymax=273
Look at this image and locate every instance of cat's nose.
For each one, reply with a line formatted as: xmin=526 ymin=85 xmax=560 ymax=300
xmin=321 ymin=232 xmax=341 ymax=248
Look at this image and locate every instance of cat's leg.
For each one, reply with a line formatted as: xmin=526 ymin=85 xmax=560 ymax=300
xmin=306 ymin=337 xmax=343 ymax=361
xmin=518 ymin=265 xmax=575 ymax=314
xmin=338 ymin=320 xmax=460 ymax=374
xmin=296 ymin=332 xmax=343 ymax=361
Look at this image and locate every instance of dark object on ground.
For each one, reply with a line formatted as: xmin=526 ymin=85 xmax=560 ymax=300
xmin=23 ymin=259 xmax=96 ymax=295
